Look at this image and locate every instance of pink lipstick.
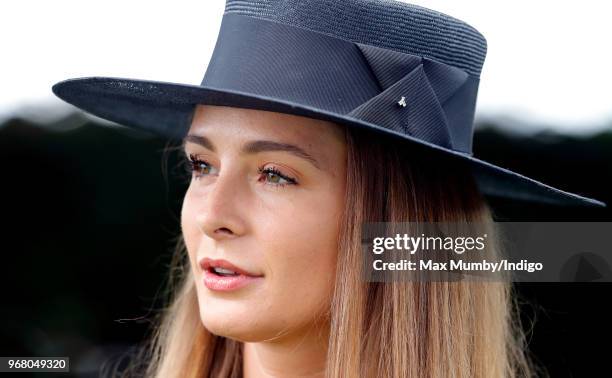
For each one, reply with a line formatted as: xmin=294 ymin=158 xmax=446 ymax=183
xmin=200 ymin=258 xmax=263 ymax=291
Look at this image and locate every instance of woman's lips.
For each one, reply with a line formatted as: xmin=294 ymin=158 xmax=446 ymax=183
xmin=199 ymin=258 xmax=263 ymax=292
xmin=202 ymin=270 xmax=263 ymax=291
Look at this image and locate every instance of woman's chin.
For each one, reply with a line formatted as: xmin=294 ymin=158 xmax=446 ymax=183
xmin=198 ymin=302 xmax=274 ymax=341
xmin=200 ymin=313 xmax=278 ymax=342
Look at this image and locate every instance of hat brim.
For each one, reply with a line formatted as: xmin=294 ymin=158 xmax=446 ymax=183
xmin=52 ymin=76 xmax=606 ymax=208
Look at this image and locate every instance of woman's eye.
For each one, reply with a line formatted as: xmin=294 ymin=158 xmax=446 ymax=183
xmin=187 ymin=154 xmax=214 ymax=178
xmin=185 ymin=155 xmax=297 ymax=187
xmin=259 ymin=167 xmax=298 ymax=187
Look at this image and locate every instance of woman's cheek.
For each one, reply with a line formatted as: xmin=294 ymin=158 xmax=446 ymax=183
xmin=263 ymin=220 xmax=337 ymax=320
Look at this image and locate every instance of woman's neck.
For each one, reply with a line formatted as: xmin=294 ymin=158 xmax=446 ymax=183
xmin=242 ymin=321 xmax=329 ymax=377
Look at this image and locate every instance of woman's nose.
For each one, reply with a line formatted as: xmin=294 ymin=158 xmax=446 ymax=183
xmin=195 ymin=167 xmax=247 ymax=240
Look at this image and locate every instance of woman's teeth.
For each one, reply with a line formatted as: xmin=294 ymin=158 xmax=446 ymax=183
xmin=213 ymin=267 xmax=238 ymax=276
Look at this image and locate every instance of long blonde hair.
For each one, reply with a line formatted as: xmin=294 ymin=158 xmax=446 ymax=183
xmin=108 ymin=122 xmax=539 ymax=378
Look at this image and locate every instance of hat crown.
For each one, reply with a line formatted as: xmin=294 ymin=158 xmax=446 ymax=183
xmin=225 ymin=0 xmax=487 ymax=77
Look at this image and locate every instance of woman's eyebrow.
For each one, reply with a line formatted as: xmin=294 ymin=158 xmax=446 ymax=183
xmin=183 ymin=134 xmax=322 ymax=170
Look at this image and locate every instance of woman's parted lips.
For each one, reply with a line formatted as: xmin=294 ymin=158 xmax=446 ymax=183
xmin=199 ymin=257 xmax=264 ymax=277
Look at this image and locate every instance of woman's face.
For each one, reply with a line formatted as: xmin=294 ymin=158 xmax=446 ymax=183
xmin=181 ymin=104 xmax=347 ymax=342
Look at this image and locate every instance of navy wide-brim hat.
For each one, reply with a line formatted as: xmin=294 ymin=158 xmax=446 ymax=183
xmin=52 ymin=0 xmax=606 ymax=208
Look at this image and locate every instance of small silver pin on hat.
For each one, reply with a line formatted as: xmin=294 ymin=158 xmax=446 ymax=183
xmin=397 ymin=96 xmax=407 ymax=108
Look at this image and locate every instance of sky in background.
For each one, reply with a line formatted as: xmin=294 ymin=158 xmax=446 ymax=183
xmin=2 ymin=0 xmax=611 ymax=135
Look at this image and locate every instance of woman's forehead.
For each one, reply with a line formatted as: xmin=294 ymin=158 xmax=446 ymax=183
xmin=189 ymin=104 xmax=345 ymax=146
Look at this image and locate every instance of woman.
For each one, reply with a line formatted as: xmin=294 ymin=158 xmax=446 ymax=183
xmin=52 ymin=1 xmax=604 ymax=376
xmin=113 ymin=104 xmax=537 ymax=377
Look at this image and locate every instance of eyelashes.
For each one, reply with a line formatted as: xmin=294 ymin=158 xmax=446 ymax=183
xmin=186 ymin=154 xmax=213 ymax=177
xmin=185 ymin=154 xmax=298 ymax=187
xmin=257 ymin=166 xmax=298 ymax=187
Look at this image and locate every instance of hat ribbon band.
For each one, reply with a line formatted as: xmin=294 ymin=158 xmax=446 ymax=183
xmin=202 ymin=13 xmax=481 ymax=153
